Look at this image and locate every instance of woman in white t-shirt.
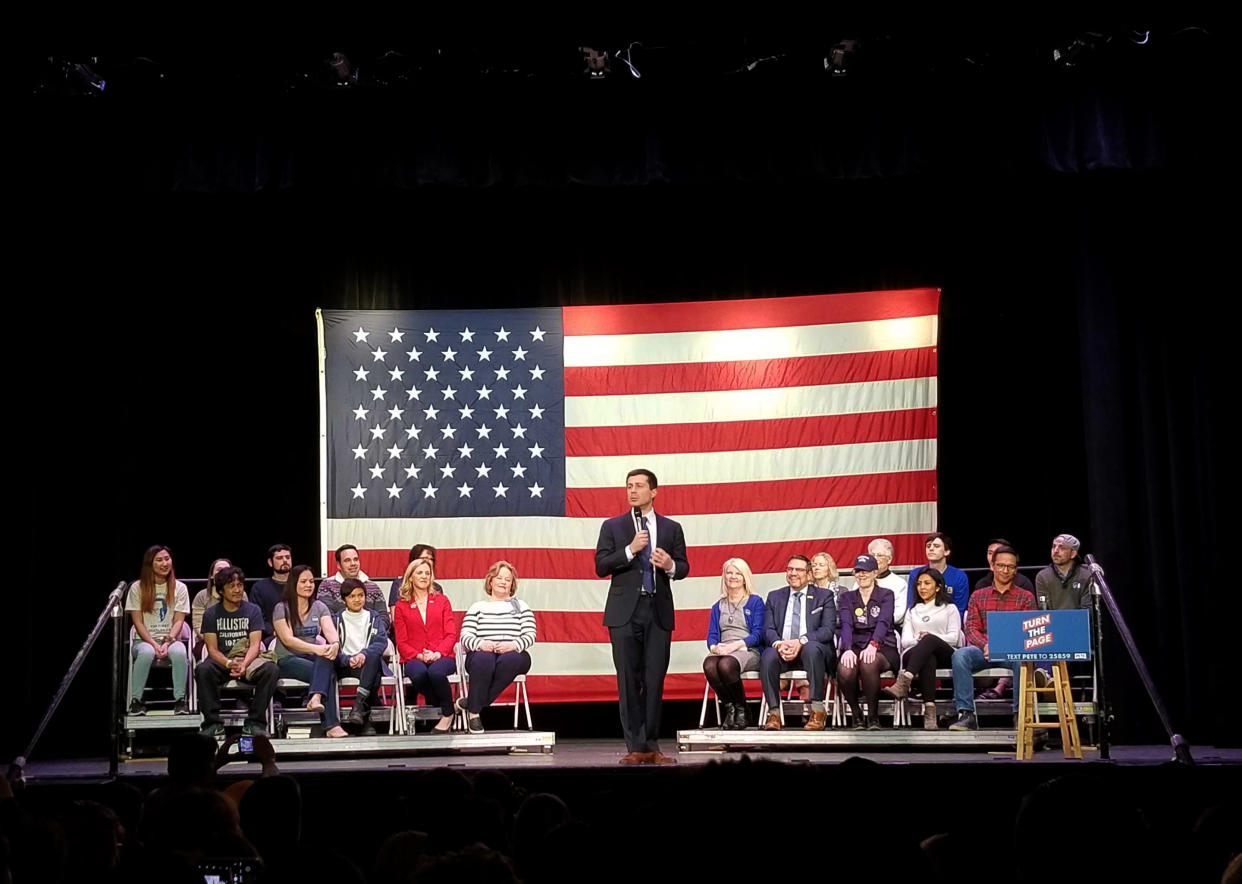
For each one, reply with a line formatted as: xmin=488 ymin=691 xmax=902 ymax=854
xmin=125 ymin=545 xmax=192 ymax=715
xmin=889 ymin=568 xmax=962 ymax=729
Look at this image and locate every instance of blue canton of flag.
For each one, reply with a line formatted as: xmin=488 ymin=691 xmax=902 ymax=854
xmin=322 ymin=309 xmax=566 ymax=518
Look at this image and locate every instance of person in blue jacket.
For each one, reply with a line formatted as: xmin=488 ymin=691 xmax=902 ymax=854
xmin=703 ymin=557 xmax=765 ymax=729
xmin=333 ymin=578 xmax=390 ymax=735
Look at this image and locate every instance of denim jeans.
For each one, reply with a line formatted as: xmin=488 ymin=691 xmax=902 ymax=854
xmin=950 ymin=645 xmax=1019 ymax=713
xmin=131 ymin=640 xmax=188 ymax=701
xmin=278 ymin=653 xmax=340 ymax=728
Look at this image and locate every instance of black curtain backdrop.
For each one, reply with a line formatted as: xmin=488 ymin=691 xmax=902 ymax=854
xmin=13 ymin=37 xmax=1230 ymax=759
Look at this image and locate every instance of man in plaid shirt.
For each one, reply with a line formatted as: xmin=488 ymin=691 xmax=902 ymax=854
xmin=948 ymin=545 xmax=1036 ymax=730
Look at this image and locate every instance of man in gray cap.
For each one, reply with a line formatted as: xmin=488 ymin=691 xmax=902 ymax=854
xmin=1034 ymin=534 xmax=1091 ymax=610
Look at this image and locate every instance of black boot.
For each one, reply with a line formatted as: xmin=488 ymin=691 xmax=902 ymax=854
xmin=850 ymin=703 xmax=865 ymax=729
xmin=348 ymin=694 xmax=370 ymax=727
xmin=719 ymin=701 xmax=737 ymax=729
xmin=728 ymin=682 xmax=749 ymax=729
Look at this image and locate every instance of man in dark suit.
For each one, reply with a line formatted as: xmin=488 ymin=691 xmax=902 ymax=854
xmin=595 ymin=468 xmax=690 ymax=765
xmin=761 ymin=554 xmax=837 ymax=730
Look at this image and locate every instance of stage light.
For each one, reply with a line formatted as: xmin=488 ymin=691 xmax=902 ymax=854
xmin=330 ymin=52 xmax=358 ymax=85
xmin=825 ymin=39 xmax=860 ymax=77
xmin=580 ymin=46 xmax=610 ymax=79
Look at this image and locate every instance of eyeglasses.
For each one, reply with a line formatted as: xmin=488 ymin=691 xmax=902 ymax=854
xmin=993 ymin=563 xmax=1017 ymax=572
xmin=786 ymin=567 xmax=808 ymax=573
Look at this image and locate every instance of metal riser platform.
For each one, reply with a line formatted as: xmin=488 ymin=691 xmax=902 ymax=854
xmin=677 ymin=727 xmax=1018 ymax=753
xmin=244 ymin=730 xmax=556 ymax=758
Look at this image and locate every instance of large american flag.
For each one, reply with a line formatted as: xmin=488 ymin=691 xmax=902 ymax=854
xmin=319 ymin=289 xmax=939 ymax=703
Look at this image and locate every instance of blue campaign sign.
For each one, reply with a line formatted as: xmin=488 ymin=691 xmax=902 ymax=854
xmin=987 ymin=610 xmax=1093 ymax=662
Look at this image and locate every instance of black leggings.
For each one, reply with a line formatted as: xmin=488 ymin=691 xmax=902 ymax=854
xmin=703 ymin=655 xmax=745 ymax=703
xmin=901 ymin=635 xmax=956 ymax=699
xmin=837 ymin=646 xmax=900 ymax=714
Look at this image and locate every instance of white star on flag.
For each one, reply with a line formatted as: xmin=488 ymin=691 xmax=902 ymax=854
xmin=424 ymin=367 xmax=440 ymax=381
xmin=511 ymin=424 xmax=527 ymax=439
xmin=529 ymin=404 xmax=545 ymax=419
xmin=406 ymin=386 xmax=422 ymax=401
xmin=424 ymin=328 xmax=440 ymax=342
xmin=440 ymin=464 xmax=456 ymax=479
xmin=530 ymin=365 xmax=546 ymax=380
xmin=493 ymin=404 xmax=510 ymax=419
xmin=493 ymin=444 xmax=509 ymax=458
xmin=388 ymin=407 xmax=404 ymax=421
xmin=422 ymin=445 xmax=439 ymax=459
xmin=441 ymin=385 xmax=457 ymax=400
xmin=528 ymin=483 xmax=544 ymax=498
xmin=458 ymin=405 xmax=475 ymax=419
xmin=369 ymin=426 xmax=386 ymax=440
xmin=512 ymin=385 xmax=527 ymax=400
xmin=352 ymin=445 xmax=367 ymax=460
xmin=423 ymin=405 xmax=439 ymax=420
xmin=476 ymin=385 xmax=492 ymax=400
xmin=354 ymin=367 xmax=369 ymax=381
xmin=351 ymin=483 xmax=366 ymax=498
xmin=371 ymin=347 xmax=387 ymax=362
xmin=493 ymin=483 xmax=509 ymax=498
xmin=476 ymin=347 xmax=492 ymax=361
xmin=457 ymin=483 xmax=473 ymax=498
xmin=495 ymin=327 xmax=510 ymax=341
xmin=441 ymin=347 xmax=457 ymax=362
xmin=388 ymin=368 xmax=404 ymax=381
xmin=368 ymin=464 xmax=385 ymax=479
xmin=459 ymin=367 xmax=475 ymax=381
xmin=386 ymin=445 xmax=403 ymax=460
xmin=440 ymin=425 xmax=456 ymax=439
xmin=370 ymin=386 xmax=386 ymax=401
xmin=352 ymin=327 xmax=370 ymax=342
xmin=510 ymin=463 xmax=527 ymax=478
xmin=528 ymin=443 xmax=545 ymax=458
xmin=459 ymin=327 xmax=475 ymax=342
xmin=388 ymin=328 xmax=405 ymax=342
xmin=530 ymin=326 xmax=546 ymax=341
xmin=387 ymin=484 xmax=402 ymax=499
xmin=422 ymin=484 xmax=437 ymax=499
xmin=494 ymin=366 xmax=510 ymax=380
xmin=406 ymin=346 xmax=422 ymax=361
xmin=457 ymin=443 xmax=474 ymax=459
xmin=405 ymin=426 xmax=421 ymax=439
xmin=404 ymin=464 xmax=420 ymax=479
xmin=352 ymin=406 xmax=369 ymax=420
xmin=511 ymin=347 xmax=527 ymax=361
xmin=476 ymin=425 xmax=492 ymax=439
xmin=475 ymin=464 xmax=492 ymax=478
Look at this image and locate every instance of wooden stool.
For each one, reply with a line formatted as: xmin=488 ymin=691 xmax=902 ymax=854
xmin=1016 ymin=661 xmax=1083 ymax=760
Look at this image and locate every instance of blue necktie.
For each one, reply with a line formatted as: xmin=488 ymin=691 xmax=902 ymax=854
xmin=790 ymin=591 xmax=803 ymax=640
xmin=640 ymin=516 xmax=655 ymax=594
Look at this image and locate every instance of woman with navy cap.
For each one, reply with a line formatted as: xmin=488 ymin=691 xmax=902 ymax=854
xmin=836 ymin=554 xmax=900 ymax=729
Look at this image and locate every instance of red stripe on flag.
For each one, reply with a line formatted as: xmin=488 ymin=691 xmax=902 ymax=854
xmin=350 ymin=533 xmax=933 ymax=582
xmin=564 ymin=348 xmax=937 ymax=396
xmin=563 ymin=288 xmax=939 ymax=336
xmin=565 ymin=408 xmax=937 ymax=458
xmin=510 ymin=673 xmax=758 ymax=703
xmin=566 ymin=471 xmax=937 ymax=518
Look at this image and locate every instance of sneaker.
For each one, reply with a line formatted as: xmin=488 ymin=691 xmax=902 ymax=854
xmin=867 ymin=718 xmax=882 ymax=731
xmin=173 ymin=698 xmax=189 ymax=715
xmin=1033 ymin=669 xmax=1050 ymax=689
xmin=128 ymin=699 xmax=147 ymax=716
xmin=467 ymin=713 xmax=484 ymax=734
xmin=948 ymin=710 xmax=978 ymax=731
xmin=241 ymin=722 xmax=269 ymax=737
xmin=199 ymin=723 xmax=224 ymax=738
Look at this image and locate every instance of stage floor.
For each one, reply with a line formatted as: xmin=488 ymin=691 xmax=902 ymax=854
xmin=20 ymin=737 xmax=1242 ymax=782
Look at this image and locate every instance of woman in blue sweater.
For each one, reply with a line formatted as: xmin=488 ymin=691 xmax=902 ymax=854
xmin=703 ymin=557 xmax=766 ymax=729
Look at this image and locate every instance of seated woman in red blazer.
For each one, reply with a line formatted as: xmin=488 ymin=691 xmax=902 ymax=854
xmin=393 ymin=558 xmax=459 ymax=733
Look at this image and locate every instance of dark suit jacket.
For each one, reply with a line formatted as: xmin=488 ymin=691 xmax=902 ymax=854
xmin=595 ymin=511 xmax=690 ymax=631
xmin=763 ymin=585 xmax=837 ymax=650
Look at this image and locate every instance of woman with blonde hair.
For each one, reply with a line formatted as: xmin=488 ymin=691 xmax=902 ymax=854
xmin=456 ymin=560 xmax=537 ymax=734
xmin=393 ymin=558 xmax=458 ymax=733
xmin=703 ymin=557 xmax=765 ymax=729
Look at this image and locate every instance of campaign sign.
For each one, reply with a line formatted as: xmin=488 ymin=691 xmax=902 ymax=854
xmin=986 ymin=610 xmax=1092 ymax=662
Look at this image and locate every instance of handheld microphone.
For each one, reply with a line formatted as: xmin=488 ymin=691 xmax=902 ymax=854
xmin=632 ymin=506 xmax=644 ymax=533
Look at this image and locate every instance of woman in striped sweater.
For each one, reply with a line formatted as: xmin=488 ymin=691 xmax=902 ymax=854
xmin=456 ymin=560 xmax=537 ymax=734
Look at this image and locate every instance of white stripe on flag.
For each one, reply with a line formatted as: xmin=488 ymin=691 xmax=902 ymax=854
xmin=563 ymin=315 xmax=939 ymax=367
xmin=529 ymin=640 xmax=719 ymax=676
xmin=566 ymin=438 xmax=937 ymax=487
xmin=565 ymin=377 xmax=937 ymax=427
xmin=435 ymin=574 xmax=796 ymax=613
